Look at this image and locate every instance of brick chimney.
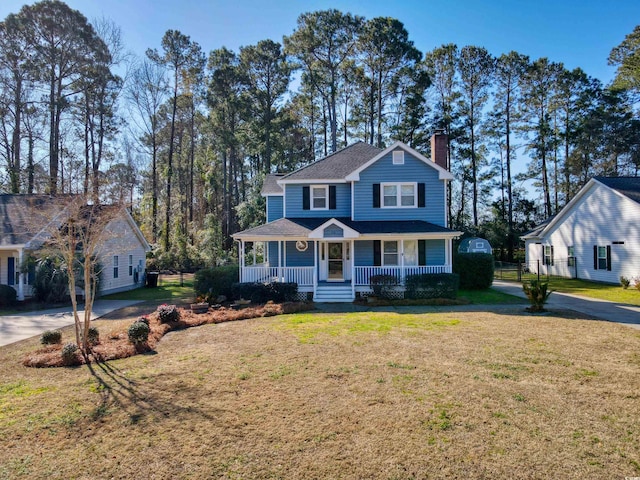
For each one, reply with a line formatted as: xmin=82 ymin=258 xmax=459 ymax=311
xmin=431 ymin=129 xmax=448 ymax=170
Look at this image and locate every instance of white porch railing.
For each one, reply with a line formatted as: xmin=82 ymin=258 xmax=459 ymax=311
xmin=241 ymin=266 xmax=314 ymax=286
xmin=354 ymin=265 xmax=451 ymax=286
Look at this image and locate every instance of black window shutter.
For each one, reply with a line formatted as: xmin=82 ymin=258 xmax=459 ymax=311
xmin=373 ymin=184 xmax=380 ymax=208
xmin=418 ymin=183 xmax=425 ymax=207
xmin=7 ymin=257 xmax=14 ymax=286
xmin=541 ymin=245 xmax=545 ymax=265
xmin=329 ymin=185 xmax=336 ymax=209
xmin=606 ymin=245 xmax=612 ymax=271
xmin=551 ymin=246 xmax=554 ymax=266
xmin=593 ymin=245 xmax=598 ymax=270
xmin=302 ymin=186 xmax=310 ymax=210
xmin=373 ymin=240 xmax=381 ymax=266
xmin=418 ymin=240 xmax=426 ymax=266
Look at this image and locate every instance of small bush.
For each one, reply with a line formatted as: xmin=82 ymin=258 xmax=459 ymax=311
xmin=405 ymin=273 xmax=459 ymax=299
xmin=157 ymin=304 xmax=180 ymax=323
xmin=194 ymin=265 xmax=239 ymax=301
xmin=61 ymin=343 xmax=79 ymax=365
xmin=128 ymin=321 xmax=150 ymax=345
xmin=620 ymin=276 xmax=630 ymax=289
xmin=369 ymin=274 xmax=399 ymax=299
xmin=41 ymin=330 xmax=62 ymax=345
xmin=523 ymin=280 xmax=552 ymax=312
xmin=231 ymin=282 xmax=298 ymax=304
xmin=454 ymin=253 xmax=494 ymax=289
xmin=87 ymin=326 xmax=100 ymax=346
xmin=0 ymin=284 xmax=17 ymax=307
xmin=136 ymin=316 xmax=150 ymax=325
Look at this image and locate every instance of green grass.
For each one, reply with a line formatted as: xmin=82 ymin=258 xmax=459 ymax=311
xmin=512 ymin=276 xmax=640 ymax=306
xmin=459 ymin=288 xmax=524 ymax=304
xmin=102 ymin=274 xmax=195 ymax=303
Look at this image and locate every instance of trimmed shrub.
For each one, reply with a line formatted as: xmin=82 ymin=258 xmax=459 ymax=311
xmin=523 ymin=280 xmax=552 ymax=312
xmin=61 ymin=343 xmax=79 ymax=365
xmin=620 ymin=276 xmax=631 ymax=289
xmin=454 ymin=253 xmax=494 ymax=290
xmin=405 ymin=273 xmax=459 ymax=300
xmin=128 ymin=321 xmax=150 ymax=345
xmin=231 ymin=282 xmax=298 ymax=304
xmin=194 ymin=265 xmax=239 ymax=302
xmin=157 ymin=304 xmax=180 ymax=323
xmin=41 ymin=329 xmax=62 ymax=345
xmin=369 ymin=274 xmax=399 ymax=299
xmin=0 ymin=284 xmax=17 ymax=307
xmin=136 ymin=316 xmax=150 ymax=326
xmin=87 ymin=326 xmax=100 ymax=346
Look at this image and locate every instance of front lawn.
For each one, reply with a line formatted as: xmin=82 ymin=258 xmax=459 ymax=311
xmin=1 ymin=307 xmax=639 ymax=478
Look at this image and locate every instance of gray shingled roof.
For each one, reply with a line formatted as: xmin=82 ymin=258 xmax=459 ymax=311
xmin=0 ymin=195 xmax=74 ymax=246
xmin=281 ymin=142 xmax=382 ymax=181
xmin=595 ymin=176 xmax=640 ymax=205
xmin=261 ymin=174 xmax=284 ymax=195
xmin=233 ymin=217 xmax=459 ymax=238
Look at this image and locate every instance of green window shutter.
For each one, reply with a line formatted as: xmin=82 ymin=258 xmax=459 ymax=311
xmin=302 ymin=186 xmax=310 ymax=210
xmin=373 ymin=184 xmax=380 ymax=208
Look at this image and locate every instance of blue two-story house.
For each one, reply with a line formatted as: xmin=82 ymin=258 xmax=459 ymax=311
xmin=232 ymin=131 xmax=462 ymax=302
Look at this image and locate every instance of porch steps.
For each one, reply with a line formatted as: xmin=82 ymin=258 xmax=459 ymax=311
xmin=314 ymin=283 xmax=354 ymax=303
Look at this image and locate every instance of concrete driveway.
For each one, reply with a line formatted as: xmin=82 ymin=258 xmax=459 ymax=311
xmin=492 ymin=280 xmax=640 ymax=329
xmin=0 ymin=300 xmax=143 ymax=347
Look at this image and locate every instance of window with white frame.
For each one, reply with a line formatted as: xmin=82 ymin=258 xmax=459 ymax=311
xmin=311 ymin=185 xmax=328 ymax=210
xmin=382 ymin=183 xmax=416 ymax=208
xmin=392 ymin=150 xmax=404 ymax=165
xmin=597 ymin=246 xmax=608 ymax=270
xmin=543 ymin=245 xmax=553 ymax=266
xmin=129 ymin=254 xmax=134 ymax=276
xmin=113 ymin=255 xmax=119 ymax=279
xmin=568 ymin=246 xmax=575 ymax=267
xmin=383 ymin=241 xmax=399 ymax=265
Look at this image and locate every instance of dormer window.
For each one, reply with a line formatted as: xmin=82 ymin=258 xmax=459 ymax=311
xmin=311 ymin=185 xmax=328 ymax=210
xmin=392 ymin=150 xmax=404 ymax=165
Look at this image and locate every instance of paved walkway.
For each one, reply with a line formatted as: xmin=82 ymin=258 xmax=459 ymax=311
xmin=0 ymin=300 xmax=143 ymax=347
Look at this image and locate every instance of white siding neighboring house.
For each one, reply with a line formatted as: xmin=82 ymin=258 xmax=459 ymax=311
xmin=0 ymin=195 xmax=150 ymax=300
xmin=522 ymin=177 xmax=640 ymax=284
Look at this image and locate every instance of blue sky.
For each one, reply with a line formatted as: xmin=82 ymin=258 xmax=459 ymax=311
xmin=2 ymin=0 xmax=640 ymax=84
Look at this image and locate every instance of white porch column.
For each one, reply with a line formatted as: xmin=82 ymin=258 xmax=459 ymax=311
xmin=313 ymin=240 xmax=318 ymax=291
xmin=400 ymin=239 xmax=405 ymax=285
xmin=240 ymin=240 xmax=245 ymax=282
xmin=17 ymin=248 xmax=24 ymax=301
xmin=278 ymin=241 xmax=282 ymax=282
xmin=351 ymin=239 xmax=355 ymax=297
xmin=446 ymin=238 xmax=452 ymax=273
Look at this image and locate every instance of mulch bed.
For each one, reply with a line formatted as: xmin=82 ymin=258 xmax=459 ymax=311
xmin=22 ymin=301 xmax=314 ymax=368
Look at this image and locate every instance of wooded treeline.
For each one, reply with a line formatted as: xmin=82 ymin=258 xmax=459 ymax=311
xmin=1 ymin=1 xmax=639 ymax=264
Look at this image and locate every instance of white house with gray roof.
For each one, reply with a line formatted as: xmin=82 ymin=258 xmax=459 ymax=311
xmin=233 ymin=131 xmax=462 ymax=302
xmin=522 ymin=176 xmax=640 ymax=284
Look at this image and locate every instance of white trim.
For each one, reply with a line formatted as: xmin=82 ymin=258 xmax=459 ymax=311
xmin=381 ymin=182 xmax=418 ymax=209
xmin=308 ymin=218 xmax=360 ymax=239
xmin=261 ymin=192 xmax=284 ymax=197
xmin=310 ymin=185 xmax=329 ymax=210
xmin=278 ymin=178 xmax=348 ymax=185
xmin=351 ymin=181 xmax=354 ymax=220
xmin=345 ymin=141 xmax=453 ymax=181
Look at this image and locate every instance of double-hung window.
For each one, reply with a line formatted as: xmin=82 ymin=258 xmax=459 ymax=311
xmin=568 ymin=246 xmax=575 ymax=267
xmin=597 ymin=246 xmax=608 ymax=270
xmin=383 ymin=241 xmax=398 ymax=265
xmin=382 ymin=183 xmax=416 ymax=208
xmin=129 ymin=255 xmax=134 ymax=276
xmin=113 ymin=256 xmax=119 ymax=279
xmin=543 ymin=246 xmax=554 ymax=266
xmin=311 ymin=186 xmax=328 ymax=210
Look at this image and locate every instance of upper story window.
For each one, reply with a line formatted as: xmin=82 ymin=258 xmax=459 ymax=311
xmin=382 ymin=182 xmax=417 ymax=208
xmin=311 ymin=185 xmax=328 ymax=210
xmin=392 ymin=150 xmax=404 ymax=165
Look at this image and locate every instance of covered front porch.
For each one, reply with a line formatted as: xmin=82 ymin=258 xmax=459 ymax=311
xmin=0 ymin=246 xmax=32 ymax=301
xmin=234 ymin=217 xmax=461 ymax=302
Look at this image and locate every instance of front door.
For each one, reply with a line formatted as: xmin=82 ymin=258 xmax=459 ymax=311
xmin=327 ymin=242 xmax=344 ymax=281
